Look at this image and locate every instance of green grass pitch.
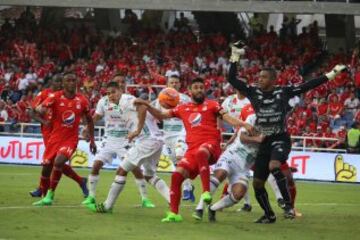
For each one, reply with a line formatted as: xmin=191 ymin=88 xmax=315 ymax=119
xmin=0 ymin=165 xmax=359 ymax=240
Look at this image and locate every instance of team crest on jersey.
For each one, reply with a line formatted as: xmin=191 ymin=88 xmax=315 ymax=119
xmin=60 ymin=102 xmax=65 ymax=107
xmin=76 ymin=102 xmax=81 ymax=109
xmin=202 ymin=106 xmax=208 ymax=111
xmin=62 ymin=110 xmax=76 ymax=125
xmin=188 ymin=113 xmax=202 ymax=127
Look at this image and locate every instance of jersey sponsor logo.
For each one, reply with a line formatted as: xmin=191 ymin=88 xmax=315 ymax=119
xmin=62 ymin=110 xmax=76 ymax=125
xmin=188 ymin=113 xmax=202 ymax=127
xmin=263 ymin=99 xmax=275 ymax=104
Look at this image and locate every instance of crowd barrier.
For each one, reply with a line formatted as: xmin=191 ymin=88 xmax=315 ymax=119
xmin=0 ymin=136 xmax=357 ymax=183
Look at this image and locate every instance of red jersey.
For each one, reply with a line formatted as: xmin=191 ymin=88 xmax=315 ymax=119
xmin=170 ymin=99 xmax=222 ymax=149
xmin=42 ymin=91 xmax=90 ymax=145
xmin=32 ymin=88 xmax=55 ymax=142
xmin=32 ymin=88 xmax=55 ymax=121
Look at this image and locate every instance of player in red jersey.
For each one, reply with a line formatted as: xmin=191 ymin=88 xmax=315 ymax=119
xmin=29 ymin=74 xmax=89 ymax=198
xmin=33 ymin=72 xmax=97 ymax=206
xmin=135 ymin=78 xmax=253 ymax=222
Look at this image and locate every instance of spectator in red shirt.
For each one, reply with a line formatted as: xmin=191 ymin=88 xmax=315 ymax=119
xmin=313 ymin=126 xmax=324 ymax=148
xmin=323 ymin=127 xmax=336 ymax=148
xmin=317 ymin=98 xmax=328 ymax=121
xmin=302 ymin=126 xmax=315 ymax=148
xmin=328 ymin=95 xmax=343 ymax=120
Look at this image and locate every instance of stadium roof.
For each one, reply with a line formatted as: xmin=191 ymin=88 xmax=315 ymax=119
xmin=1 ymin=0 xmax=360 ymax=15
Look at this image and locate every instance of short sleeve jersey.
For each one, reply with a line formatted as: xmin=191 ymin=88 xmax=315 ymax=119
xmin=31 ymin=88 xmax=55 ymax=123
xmin=42 ymin=91 xmax=90 ymax=144
xmin=95 ymin=95 xmax=129 ymax=140
xmin=154 ymin=92 xmax=191 ymax=138
xmin=170 ymin=99 xmax=221 ymax=148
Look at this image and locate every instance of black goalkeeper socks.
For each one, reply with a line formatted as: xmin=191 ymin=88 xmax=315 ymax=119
xmin=254 ymin=187 xmax=274 ymax=217
xmin=271 ymin=168 xmax=292 ymax=208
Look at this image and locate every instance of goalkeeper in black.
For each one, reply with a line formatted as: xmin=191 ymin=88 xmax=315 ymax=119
xmin=227 ymin=41 xmax=346 ymax=223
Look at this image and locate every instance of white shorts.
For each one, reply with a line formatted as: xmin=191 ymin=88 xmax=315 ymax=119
xmin=214 ymin=147 xmax=253 ymax=188
xmin=120 ymin=138 xmax=163 ymax=176
xmin=94 ymin=138 xmax=131 ymax=165
xmin=163 ymin=135 xmax=187 ymax=162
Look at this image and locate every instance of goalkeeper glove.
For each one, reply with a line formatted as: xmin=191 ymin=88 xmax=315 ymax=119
xmin=325 ymin=64 xmax=347 ymax=80
xmin=229 ymin=41 xmax=246 ymax=63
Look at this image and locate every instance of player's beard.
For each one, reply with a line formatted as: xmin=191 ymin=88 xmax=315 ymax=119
xmin=193 ymin=94 xmax=205 ymax=104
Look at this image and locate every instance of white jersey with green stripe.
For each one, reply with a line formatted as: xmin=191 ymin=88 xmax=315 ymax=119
xmin=120 ymin=94 xmax=163 ymax=142
xmin=154 ymin=93 xmax=191 ymax=139
xmin=95 ymin=95 xmax=129 ymax=141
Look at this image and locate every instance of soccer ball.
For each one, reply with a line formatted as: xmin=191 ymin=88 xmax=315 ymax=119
xmin=158 ymin=88 xmax=180 ymax=109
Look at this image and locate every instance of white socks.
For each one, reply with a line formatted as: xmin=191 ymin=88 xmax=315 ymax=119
xmin=182 ymin=179 xmax=193 ymax=192
xmin=88 ymin=174 xmax=99 ymax=198
xmin=268 ymin=174 xmax=283 ymax=200
xmin=134 ymin=178 xmax=148 ymax=200
xmin=149 ymin=176 xmax=170 ymax=203
xmin=211 ymin=192 xmax=239 ymax=211
xmin=243 ymin=190 xmax=251 ymax=205
xmin=196 ymin=176 xmax=219 ymax=210
xmin=104 ymin=175 xmax=126 ymax=210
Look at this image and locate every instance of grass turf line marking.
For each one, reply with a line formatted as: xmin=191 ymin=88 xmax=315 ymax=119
xmin=0 ymin=202 xmax=358 ymax=210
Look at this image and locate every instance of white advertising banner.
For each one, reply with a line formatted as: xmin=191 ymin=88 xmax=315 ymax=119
xmin=0 ymin=136 xmax=45 ymax=165
xmin=288 ymin=151 xmax=359 ymax=183
xmin=0 ymin=136 xmax=175 ymax=172
xmin=0 ymin=137 xmax=358 ymax=182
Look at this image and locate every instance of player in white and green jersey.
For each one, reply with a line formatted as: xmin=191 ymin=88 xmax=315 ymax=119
xmin=82 ymin=81 xmax=156 ymax=208
xmin=153 ymin=75 xmax=195 ymax=202
xmin=86 ymin=84 xmax=170 ymax=213
xmin=193 ymin=104 xmax=262 ymax=221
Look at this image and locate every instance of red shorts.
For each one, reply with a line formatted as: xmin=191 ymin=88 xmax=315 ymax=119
xmin=42 ymin=141 xmax=77 ymax=165
xmin=177 ymin=141 xmax=221 ymax=180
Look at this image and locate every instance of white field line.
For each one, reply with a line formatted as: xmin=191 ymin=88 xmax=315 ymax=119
xmin=0 ymin=202 xmax=358 ymax=210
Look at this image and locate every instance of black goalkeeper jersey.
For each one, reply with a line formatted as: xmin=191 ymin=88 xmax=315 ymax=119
xmin=228 ymin=63 xmax=329 ymax=136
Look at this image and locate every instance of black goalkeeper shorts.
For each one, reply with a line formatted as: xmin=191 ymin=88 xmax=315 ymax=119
xmin=253 ymin=132 xmax=291 ymax=181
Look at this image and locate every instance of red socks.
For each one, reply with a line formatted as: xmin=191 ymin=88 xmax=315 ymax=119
xmin=196 ymin=149 xmax=210 ymax=192
xmin=289 ymin=184 xmax=297 ymax=208
xmin=221 ymin=182 xmax=229 ymax=198
xmin=39 ymin=176 xmax=50 ymax=196
xmin=63 ymin=164 xmax=83 ymax=185
xmin=49 ymin=167 xmax=63 ymax=191
xmin=170 ymin=172 xmax=185 ymax=214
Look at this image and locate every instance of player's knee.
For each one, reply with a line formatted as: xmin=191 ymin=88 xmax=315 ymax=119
xmin=91 ymin=161 xmax=103 ymax=175
xmin=232 ymin=182 xmax=247 ymax=199
xmin=269 ymin=160 xmax=281 ymax=171
xmin=175 ymin=156 xmax=182 ymax=162
xmin=270 ymin=167 xmax=285 ymax=180
xmin=131 ymin=167 xmax=144 ymax=179
xmin=175 ymin=167 xmax=189 ymax=178
xmin=41 ymin=164 xmax=52 ymax=172
xmin=232 ymin=190 xmax=244 ymax=202
xmin=214 ymin=170 xmax=227 ymax=182
xmin=196 ymin=147 xmax=210 ymax=160
xmin=117 ymin=167 xmax=128 ymax=176
xmin=229 ymin=192 xmax=241 ymax=203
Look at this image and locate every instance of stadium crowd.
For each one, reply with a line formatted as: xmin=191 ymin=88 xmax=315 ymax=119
xmin=0 ymin=9 xmax=359 ymax=150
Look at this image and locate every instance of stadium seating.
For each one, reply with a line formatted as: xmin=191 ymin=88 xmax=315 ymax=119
xmin=0 ymin=9 xmax=359 ymax=149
